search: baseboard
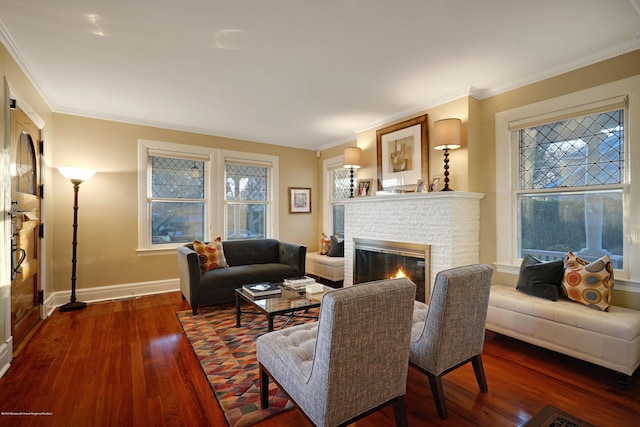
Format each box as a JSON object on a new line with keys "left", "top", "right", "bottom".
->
{"left": 0, "top": 338, "right": 13, "bottom": 379}
{"left": 44, "top": 278, "right": 180, "bottom": 318}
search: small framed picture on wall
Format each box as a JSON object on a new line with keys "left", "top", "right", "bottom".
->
{"left": 289, "top": 187, "right": 311, "bottom": 213}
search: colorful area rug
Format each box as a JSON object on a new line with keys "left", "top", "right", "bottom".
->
{"left": 524, "top": 404, "right": 595, "bottom": 427}
{"left": 176, "top": 304, "right": 318, "bottom": 427}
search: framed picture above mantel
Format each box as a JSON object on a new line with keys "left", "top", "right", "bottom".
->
{"left": 376, "top": 114, "right": 428, "bottom": 191}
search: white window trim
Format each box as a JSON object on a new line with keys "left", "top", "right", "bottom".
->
{"left": 495, "top": 76, "right": 640, "bottom": 293}
{"left": 137, "top": 139, "right": 217, "bottom": 255}
{"left": 216, "top": 149, "right": 279, "bottom": 240}
{"left": 322, "top": 155, "right": 344, "bottom": 234}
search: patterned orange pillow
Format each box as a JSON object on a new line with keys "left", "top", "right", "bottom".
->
{"left": 562, "top": 251, "right": 614, "bottom": 311}
{"left": 193, "top": 237, "right": 228, "bottom": 272}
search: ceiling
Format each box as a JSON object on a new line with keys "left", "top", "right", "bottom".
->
{"left": 1, "top": 1, "right": 639, "bottom": 151}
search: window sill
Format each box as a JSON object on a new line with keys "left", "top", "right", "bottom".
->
{"left": 136, "top": 247, "right": 180, "bottom": 256}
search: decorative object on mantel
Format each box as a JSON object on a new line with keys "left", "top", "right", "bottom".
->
{"left": 343, "top": 146, "right": 361, "bottom": 198}
{"left": 357, "top": 179, "right": 372, "bottom": 196}
{"left": 288, "top": 187, "right": 311, "bottom": 213}
{"left": 429, "top": 175, "right": 444, "bottom": 192}
{"left": 433, "top": 118, "right": 462, "bottom": 191}
{"left": 57, "top": 167, "right": 96, "bottom": 312}
{"left": 375, "top": 190, "right": 406, "bottom": 196}
{"left": 376, "top": 114, "right": 428, "bottom": 191}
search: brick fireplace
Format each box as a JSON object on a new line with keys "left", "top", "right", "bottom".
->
{"left": 354, "top": 238, "right": 430, "bottom": 302}
{"left": 344, "top": 192, "right": 484, "bottom": 301}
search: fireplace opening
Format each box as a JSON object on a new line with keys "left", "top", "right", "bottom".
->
{"left": 353, "top": 238, "right": 430, "bottom": 302}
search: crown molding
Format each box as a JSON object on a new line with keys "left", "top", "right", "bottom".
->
{"left": 2, "top": 16, "right": 639, "bottom": 151}
{"left": 478, "top": 38, "right": 640, "bottom": 99}
{"left": 0, "top": 18, "right": 55, "bottom": 111}
{"left": 352, "top": 86, "right": 475, "bottom": 136}
{"left": 348, "top": 39, "right": 640, "bottom": 141}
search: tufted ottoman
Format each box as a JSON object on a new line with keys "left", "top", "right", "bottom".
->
{"left": 486, "top": 285, "right": 640, "bottom": 386}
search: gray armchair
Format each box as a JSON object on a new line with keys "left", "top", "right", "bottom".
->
{"left": 409, "top": 264, "right": 493, "bottom": 419}
{"left": 256, "top": 278, "right": 416, "bottom": 427}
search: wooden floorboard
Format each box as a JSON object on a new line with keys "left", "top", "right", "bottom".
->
{"left": 0, "top": 291, "right": 638, "bottom": 426}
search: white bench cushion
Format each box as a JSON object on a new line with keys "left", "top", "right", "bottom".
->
{"left": 489, "top": 285, "right": 640, "bottom": 341}
{"left": 487, "top": 285, "right": 640, "bottom": 376}
{"left": 306, "top": 252, "right": 344, "bottom": 281}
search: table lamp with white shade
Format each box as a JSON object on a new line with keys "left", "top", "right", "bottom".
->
{"left": 433, "top": 118, "right": 462, "bottom": 191}
{"left": 343, "top": 147, "right": 362, "bottom": 198}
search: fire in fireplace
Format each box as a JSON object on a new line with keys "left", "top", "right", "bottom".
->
{"left": 353, "top": 238, "right": 430, "bottom": 302}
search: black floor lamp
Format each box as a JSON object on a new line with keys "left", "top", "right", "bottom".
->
{"left": 58, "top": 167, "right": 95, "bottom": 312}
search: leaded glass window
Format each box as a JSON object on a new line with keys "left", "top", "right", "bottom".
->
{"left": 519, "top": 110, "right": 623, "bottom": 189}
{"left": 332, "top": 167, "right": 351, "bottom": 201}
{"left": 225, "top": 163, "right": 267, "bottom": 201}
{"left": 152, "top": 156, "right": 204, "bottom": 198}
{"left": 516, "top": 109, "right": 624, "bottom": 269}
{"left": 149, "top": 156, "right": 205, "bottom": 245}
{"left": 329, "top": 166, "right": 353, "bottom": 238}
{"left": 15, "top": 132, "right": 37, "bottom": 195}
{"left": 225, "top": 162, "right": 269, "bottom": 239}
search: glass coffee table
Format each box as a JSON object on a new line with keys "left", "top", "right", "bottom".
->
{"left": 235, "top": 283, "right": 333, "bottom": 332}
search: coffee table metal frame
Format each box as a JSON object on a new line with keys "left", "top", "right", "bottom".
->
{"left": 234, "top": 283, "right": 332, "bottom": 332}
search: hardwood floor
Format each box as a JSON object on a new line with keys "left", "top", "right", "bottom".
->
{"left": 0, "top": 291, "right": 638, "bottom": 426}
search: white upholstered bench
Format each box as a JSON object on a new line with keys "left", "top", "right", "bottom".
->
{"left": 305, "top": 252, "right": 344, "bottom": 282}
{"left": 486, "top": 285, "right": 640, "bottom": 386}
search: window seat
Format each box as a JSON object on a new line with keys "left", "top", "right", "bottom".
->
{"left": 486, "top": 285, "right": 640, "bottom": 386}
{"left": 305, "top": 252, "right": 344, "bottom": 282}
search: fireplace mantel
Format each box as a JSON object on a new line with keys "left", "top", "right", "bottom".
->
{"left": 344, "top": 192, "right": 484, "bottom": 298}
{"left": 345, "top": 191, "right": 485, "bottom": 204}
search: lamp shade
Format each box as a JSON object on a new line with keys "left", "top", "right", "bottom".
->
{"left": 343, "top": 147, "right": 362, "bottom": 169}
{"left": 433, "top": 118, "right": 462, "bottom": 150}
{"left": 58, "top": 167, "right": 96, "bottom": 182}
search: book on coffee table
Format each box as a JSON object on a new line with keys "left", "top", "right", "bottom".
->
{"left": 284, "top": 276, "right": 316, "bottom": 289}
{"left": 242, "top": 282, "right": 282, "bottom": 297}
